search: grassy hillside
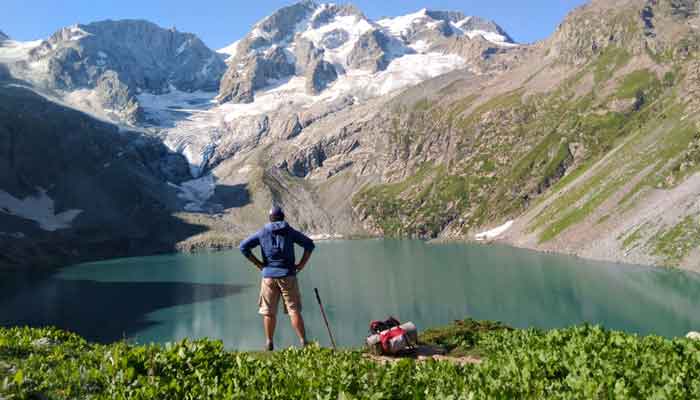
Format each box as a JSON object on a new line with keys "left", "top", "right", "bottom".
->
{"left": 352, "top": 0, "right": 700, "bottom": 268}
{"left": 2, "top": 321, "right": 700, "bottom": 399}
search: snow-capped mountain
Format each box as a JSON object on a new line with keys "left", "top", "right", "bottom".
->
{"left": 128, "top": 1, "right": 523, "bottom": 181}
{"left": 0, "top": 1, "right": 523, "bottom": 224}
{"left": 217, "top": 1, "right": 516, "bottom": 104}
{"left": 377, "top": 10, "right": 514, "bottom": 46}
{"left": 0, "top": 31, "right": 9, "bottom": 42}
{"left": 0, "top": 20, "right": 225, "bottom": 122}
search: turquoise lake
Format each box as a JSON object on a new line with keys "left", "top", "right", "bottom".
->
{"left": 2, "top": 240, "right": 700, "bottom": 350}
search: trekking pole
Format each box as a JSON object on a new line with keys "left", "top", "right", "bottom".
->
{"left": 314, "top": 288, "right": 337, "bottom": 350}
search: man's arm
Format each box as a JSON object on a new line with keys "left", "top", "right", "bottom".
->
{"left": 291, "top": 229, "right": 315, "bottom": 272}
{"left": 296, "top": 250, "right": 312, "bottom": 272}
{"left": 239, "top": 234, "right": 264, "bottom": 271}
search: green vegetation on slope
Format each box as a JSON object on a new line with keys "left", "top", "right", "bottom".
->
{"left": 2, "top": 322, "right": 700, "bottom": 399}
{"left": 652, "top": 215, "right": 700, "bottom": 265}
{"left": 349, "top": 2, "right": 700, "bottom": 265}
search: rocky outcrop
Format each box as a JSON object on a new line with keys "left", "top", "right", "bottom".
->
{"left": 216, "top": 0, "right": 316, "bottom": 103}
{"left": 294, "top": 38, "right": 324, "bottom": 74}
{"left": 240, "top": 0, "right": 317, "bottom": 50}
{"left": 217, "top": 46, "right": 295, "bottom": 103}
{"left": 310, "top": 4, "right": 364, "bottom": 28}
{"left": 294, "top": 38, "right": 338, "bottom": 94}
{"left": 544, "top": 0, "right": 646, "bottom": 65}
{"left": 0, "top": 31, "right": 8, "bottom": 42}
{"left": 306, "top": 59, "right": 337, "bottom": 94}
{"left": 347, "top": 30, "right": 392, "bottom": 72}
{"left": 452, "top": 15, "right": 515, "bottom": 42}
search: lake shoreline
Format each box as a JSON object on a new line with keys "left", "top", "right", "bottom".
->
{"left": 4, "top": 232, "right": 696, "bottom": 279}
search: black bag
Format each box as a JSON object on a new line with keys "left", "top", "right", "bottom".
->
{"left": 369, "top": 316, "right": 401, "bottom": 334}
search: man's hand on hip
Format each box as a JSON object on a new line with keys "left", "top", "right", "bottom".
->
{"left": 246, "top": 255, "right": 264, "bottom": 271}
{"left": 295, "top": 249, "right": 313, "bottom": 273}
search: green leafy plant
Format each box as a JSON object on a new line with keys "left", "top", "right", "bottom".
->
{"left": 2, "top": 322, "right": 699, "bottom": 399}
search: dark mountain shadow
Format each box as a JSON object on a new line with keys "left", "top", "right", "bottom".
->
{"left": 0, "top": 83, "right": 211, "bottom": 270}
{"left": 210, "top": 183, "right": 251, "bottom": 211}
{"left": 0, "top": 278, "right": 251, "bottom": 343}
{"left": 140, "top": 94, "right": 216, "bottom": 129}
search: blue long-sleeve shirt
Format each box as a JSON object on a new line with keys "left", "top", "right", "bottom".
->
{"left": 239, "top": 221, "right": 316, "bottom": 278}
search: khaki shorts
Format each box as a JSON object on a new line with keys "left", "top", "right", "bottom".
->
{"left": 258, "top": 276, "right": 302, "bottom": 317}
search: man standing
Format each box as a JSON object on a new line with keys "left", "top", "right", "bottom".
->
{"left": 239, "top": 206, "right": 315, "bottom": 351}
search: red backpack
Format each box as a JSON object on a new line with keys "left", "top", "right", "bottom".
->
{"left": 368, "top": 317, "right": 415, "bottom": 355}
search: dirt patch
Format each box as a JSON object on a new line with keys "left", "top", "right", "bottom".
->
{"left": 364, "top": 345, "right": 483, "bottom": 366}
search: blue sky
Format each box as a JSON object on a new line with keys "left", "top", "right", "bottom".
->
{"left": 2, "top": 0, "right": 587, "bottom": 49}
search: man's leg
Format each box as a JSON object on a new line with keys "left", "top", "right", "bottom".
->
{"left": 289, "top": 312, "right": 307, "bottom": 346}
{"left": 263, "top": 315, "right": 277, "bottom": 350}
{"left": 258, "top": 278, "right": 280, "bottom": 351}
{"left": 280, "top": 276, "right": 307, "bottom": 346}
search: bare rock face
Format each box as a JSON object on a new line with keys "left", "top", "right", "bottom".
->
{"left": 294, "top": 38, "right": 324, "bottom": 75}
{"left": 0, "top": 30, "right": 8, "bottom": 42}
{"left": 217, "top": 1, "right": 357, "bottom": 102}
{"left": 306, "top": 59, "right": 337, "bottom": 94}
{"left": 347, "top": 29, "right": 392, "bottom": 72}
{"left": 310, "top": 4, "right": 364, "bottom": 28}
{"left": 450, "top": 15, "right": 515, "bottom": 42}
{"left": 216, "top": 2, "right": 318, "bottom": 104}
{"left": 243, "top": 0, "right": 317, "bottom": 49}
{"left": 217, "top": 46, "right": 295, "bottom": 104}
{"left": 294, "top": 38, "right": 338, "bottom": 94}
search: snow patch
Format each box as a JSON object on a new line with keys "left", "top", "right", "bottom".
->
{"left": 409, "top": 40, "right": 430, "bottom": 53}
{"left": 136, "top": 89, "right": 220, "bottom": 175}
{"left": 171, "top": 174, "right": 217, "bottom": 212}
{"left": 67, "top": 25, "right": 90, "bottom": 41}
{"left": 176, "top": 40, "right": 189, "bottom": 56}
{"left": 309, "top": 233, "right": 344, "bottom": 241}
{"left": 301, "top": 14, "right": 374, "bottom": 68}
{"left": 377, "top": 9, "right": 429, "bottom": 37}
{"left": 218, "top": 40, "right": 240, "bottom": 61}
{"left": 463, "top": 30, "right": 515, "bottom": 46}
{"left": 218, "top": 50, "right": 464, "bottom": 122}
{"left": 0, "top": 187, "right": 83, "bottom": 231}
{"left": 475, "top": 221, "right": 514, "bottom": 241}
{"left": 0, "top": 39, "right": 43, "bottom": 63}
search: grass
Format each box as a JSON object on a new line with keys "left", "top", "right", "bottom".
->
{"left": 3, "top": 322, "right": 700, "bottom": 399}
{"left": 621, "top": 225, "right": 646, "bottom": 250}
{"left": 614, "top": 69, "right": 660, "bottom": 99}
{"left": 651, "top": 215, "right": 700, "bottom": 266}
{"left": 593, "top": 47, "right": 632, "bottom": 84}
{"left": 419, "top": 318, "right": 512, "bottom": 357}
